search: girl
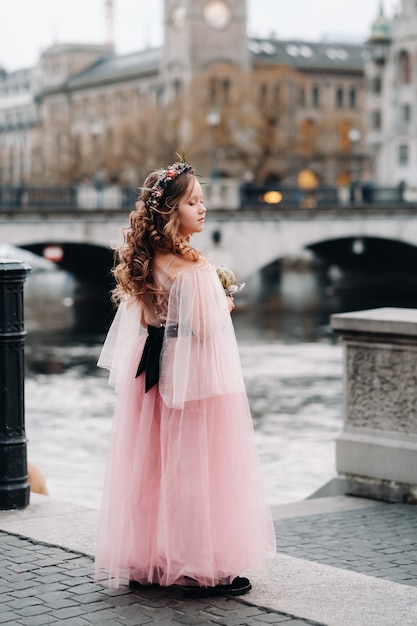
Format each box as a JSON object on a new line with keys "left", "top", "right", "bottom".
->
{"left": 95, "top": 160, "right": 275, "bottom": 598}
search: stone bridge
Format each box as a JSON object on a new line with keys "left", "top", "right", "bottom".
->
{"left": 2, "top": 205, "right": 417, "bottom": 280}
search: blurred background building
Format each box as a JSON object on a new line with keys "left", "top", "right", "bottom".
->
{"left": 0, "top": 0, "right": 410, "bottom": 191}
{"left": 366, "top": 0, "right": 417, "bottom": 192}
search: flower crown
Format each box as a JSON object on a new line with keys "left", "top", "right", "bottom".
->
{"left": 141, "top": 160, "right": 193, "bottom": 213}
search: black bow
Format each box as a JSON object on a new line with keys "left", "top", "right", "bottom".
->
{"left": 135, "top": 325, "right": 165, "bottom": 392}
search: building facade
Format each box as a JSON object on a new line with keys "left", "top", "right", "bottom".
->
{"left": 0, "top": 67, "right": 37, "bottom": 184}
{"left": 0, "top": 0, "right": 369, "bottom": 187}
{"left": 367, "top": 0, "right": 417, "bottom": 191}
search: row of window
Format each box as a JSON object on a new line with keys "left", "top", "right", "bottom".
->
{"left": 0, "top": 108, "right": 37, "bottom": 130}
{"left": 47, "top": 79, "right": 359, "bottom": 122}
{"left": 256, "top": 82, "right": 357, "bottom": 110}
{"left": 49, "top": 85, "right": 160, "bottom": 123}
{"left": 371, "top": 103, "right": 413, "bottom": 130}
{"left": 0, "top": 83, "right": 31, "bottom": 97}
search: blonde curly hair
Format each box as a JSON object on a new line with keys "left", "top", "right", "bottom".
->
{"left": 112, "top": 167, "right": 199, "bottom": 304}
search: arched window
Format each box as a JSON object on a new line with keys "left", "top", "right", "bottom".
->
{"left": 339, "top": 121, "right": 351, "bottom": 150}
{"left": 300, "top": 118, "right": 316, "bottom": 154}
{"left": 336, "top": 87, "right": 344, "bottom": 108}
{"left": 398, "top": 50, "right": 411, "bottom": 84}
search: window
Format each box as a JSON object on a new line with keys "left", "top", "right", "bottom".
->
{"left": 300, "top": 119, "right": 316, "bottom": 154}
{"left": 298, "top": 86, "right": 306, "bottom": 107}
{"left": 259, "top": 83, "right": 268, "bottom": 107}
{"left": 336, "top": 87, "right": 343, "bottom": 108}
{"left": 402, "top": 104, "right": 411, "bottom": 124}
{"left": 398, "top": 50, "right": 411, "bottom": 84}
{"left": 209, "top": 77, "right": 231, "bottom": 105}
{"left": 372, "top": 77, "right": 382, "bottom": 94}
{"left": 222, "top": 78, "right": 231, "bottom": 104}
{"left": 173, "top": 79, "right": 182, "bottom": 99}
{"left": 210, "top": 77, "right": 217, "bottom": 103}
{"left": 371, "top": 110, "right": 382, "bottom": 130}
{"left": 349, "top": 88, "right": 357, "bottom": 109}
{"left": 156, "top": 85, "right": 164, "bottom": 106}
{"left": 312, "top": 86, "right": 320, "bottom": 108}
{"left": 398, "top": 144, "right": 409, "bottom": 165}
{"left": 73, "top": 102, "right": 81, "bottom": 123}
{"left": 339, "top": 121, "right": 350, "bottom": 150}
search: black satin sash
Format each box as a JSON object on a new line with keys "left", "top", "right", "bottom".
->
{"left": 135, "top": 325, "right": 165, "bottom": 392}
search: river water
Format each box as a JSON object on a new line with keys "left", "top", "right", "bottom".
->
{"left": 23, "top": 265, "right": 346, "bottom": 510}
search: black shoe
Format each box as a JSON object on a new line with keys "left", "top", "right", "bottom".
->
{"left": 182, "top": 576, "right": 251, "bottom": 599}
{"left": 128, "top": 579, "right": 159, "bottom": 590}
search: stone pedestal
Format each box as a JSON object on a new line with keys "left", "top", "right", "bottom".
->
{"left": 331, "top": 307, "right": 417, "bottom": 503}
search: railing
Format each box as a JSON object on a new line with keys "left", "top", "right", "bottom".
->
{"left": 0, "top": 185, "right": 135, "bottom": 211}
{"left": 239, "top": 183, "right": 409, "bottom": 209}
{"left": 0, "top": 182, "right": 412, "bottom": 212}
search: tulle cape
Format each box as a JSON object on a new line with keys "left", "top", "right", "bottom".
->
{"left": 95, "top": 260, "right": 276, "bottom": 588}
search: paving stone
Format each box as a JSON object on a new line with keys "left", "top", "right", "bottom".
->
{"left": 49, "top": 606, "right": 87, "bottom": 620}
{"left": 16, "top": 614, "right": 56, "bottom": 626}
{"left": 81, "top": 608, "right": 131, "bottom": 623}
{"left": 0, "top": 612, "right": 22, "bottom": 624}
{"left": 70, "top": 592, "right": 107, "bottom": 606}
{"left": 15, "top": 604, "right": 52, "bottom": 617}
{"left": 4, "top": 596, "right": 43, "bottom": 610}
{"left": 70, "top": 583, "right": 106, "bottom": 595}
{"left": 112, "top": 615, "right": 154, "bottom": 626}
{"left": 49, "top": 618, "right": 91, "bottom": 626}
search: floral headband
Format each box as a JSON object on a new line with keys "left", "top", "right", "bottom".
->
{"left": 141, "top": 161, "right": 193, "bottom": 213}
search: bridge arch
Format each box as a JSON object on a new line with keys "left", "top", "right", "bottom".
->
{"left": 197, "top": 214, "right": 417, "bottom": 279}
{"left": 21, "top": 241, "right": 114, "bottom": 283}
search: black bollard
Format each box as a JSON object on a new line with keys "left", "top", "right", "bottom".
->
{"left": 0, "top": 260, "right": 31, "bottom": 509}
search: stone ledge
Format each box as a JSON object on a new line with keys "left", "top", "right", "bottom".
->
{"left": 336, "top": 430, "right": 417, "bottom": 490}
{"left": 331, "top": 307, "right": 417, "bottom": 337}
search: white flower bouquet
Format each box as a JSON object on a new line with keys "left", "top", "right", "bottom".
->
{"left": 216, "top": 266, "right": 245, "bottom": 297}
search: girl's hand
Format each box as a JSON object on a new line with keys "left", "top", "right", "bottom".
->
{"left": 227, "top": 295, "right": 235, "bottom": 313}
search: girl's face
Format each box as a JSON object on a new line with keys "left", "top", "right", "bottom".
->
{"left": 177, "top": 178, "right": 206, "bottom": 238}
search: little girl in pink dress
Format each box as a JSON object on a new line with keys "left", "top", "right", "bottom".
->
{"left": 95, "top": 160, "right": 276, "bottom": 598}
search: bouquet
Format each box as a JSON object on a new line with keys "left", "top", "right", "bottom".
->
{"left": 216, "top": 266, "right": 245, "bottom": 297}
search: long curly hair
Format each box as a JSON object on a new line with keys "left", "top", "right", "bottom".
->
{"left": 112, "top": 168, "right": 199, "bottom": 304}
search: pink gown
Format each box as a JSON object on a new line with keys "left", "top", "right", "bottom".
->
{"left": 94, "top": 257, "right": 276, "bottom": 588}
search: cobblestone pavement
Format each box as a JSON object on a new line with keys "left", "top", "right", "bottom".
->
{"left": 275, "top": 502, "right": 417, "bottom": 587}
{"left": 0, "top": 532, "right": 321, "bottom": 626}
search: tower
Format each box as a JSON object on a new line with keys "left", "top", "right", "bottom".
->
{"left": 162, "top": 0, "right": 249, "bottom": 91}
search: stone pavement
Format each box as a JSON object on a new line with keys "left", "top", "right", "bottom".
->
{"left": 275, "top": 502, "right": 417, "bottom": 587}
{"left": 1, "top": 494, "right": 417, "bottom": 626}
{"left": 0, "top": 532, "right": 317, "bottom": 626}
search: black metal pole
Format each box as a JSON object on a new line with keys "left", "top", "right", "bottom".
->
{"left": 0, "top": 260, "right": 30, "bottom": 509}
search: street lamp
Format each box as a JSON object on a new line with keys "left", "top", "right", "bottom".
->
{"left": 206, "top": 109, "right": 220, "bottom": 179}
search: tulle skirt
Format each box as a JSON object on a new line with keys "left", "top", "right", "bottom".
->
{"left": 95, "top": 334, "right": 276, "bottom": 588}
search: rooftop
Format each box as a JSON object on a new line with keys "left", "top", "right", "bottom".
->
{"left": 67, "top": 47, "right": 162, "bottom": 88}
{"left": 250, "top": 38, "right": 367, "bottom": 71}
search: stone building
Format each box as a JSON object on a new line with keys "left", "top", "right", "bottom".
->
{"left": 366, "top": 0, "right": 417, "bottom": 191}
{"left": 0, "top": 67, "right": 37, "bottom": 184}
{"left": 0, "top": 0, "right": 368, "bottom": 187}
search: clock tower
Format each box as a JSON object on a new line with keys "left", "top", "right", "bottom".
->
{"left": 162, "top": 0, "right": 249, "bottom": 93}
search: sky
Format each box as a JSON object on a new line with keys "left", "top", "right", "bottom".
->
{"left": 1, "top": 0, "right": 396, "bottom": 72}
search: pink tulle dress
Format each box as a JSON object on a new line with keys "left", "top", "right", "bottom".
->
{"left": 94, "top": 257, "right": 276, "bottom": 588}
